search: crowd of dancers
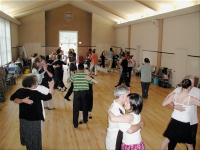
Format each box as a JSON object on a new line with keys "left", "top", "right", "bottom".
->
{"left": 9, "top": 47, "right": 200, "bottom": 150}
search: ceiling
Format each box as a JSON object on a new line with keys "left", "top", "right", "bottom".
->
{"left": 0, "top": 0, "right": 199, "bottom": 24}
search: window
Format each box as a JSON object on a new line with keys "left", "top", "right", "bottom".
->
{"left": 65, "top": 13, "right": 72, "bottom": 20}
{"left": 59, "top": 31, "right": 78, "bottom": 59}
{"left": 0, "top": 17, "right": 11, "bottom": 66}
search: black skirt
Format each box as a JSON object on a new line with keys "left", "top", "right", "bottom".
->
{"left": 163, "top": 118, "right": 192, "bottom": 144}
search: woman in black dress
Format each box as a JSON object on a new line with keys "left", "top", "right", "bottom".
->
{"left": 52, "top": 54, "right": 66, "bottom": 92}
{"left": 40, "top": 60, "right": 55, "bottom": 110}
{"left": 10, "top": 75, "right": 54, "bottom": 150}
{"left": 100, "top": 50, "right": 106, "bottom": 68}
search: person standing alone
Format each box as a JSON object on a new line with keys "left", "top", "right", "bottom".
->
{"left": 137, "top": 58, "right": 154, "bottom": 99}
{"left": 107, "top": 48, "right": 114, "bottom": 73}
{"left": 90, "top": 50, "right": 98, "bottom": 76}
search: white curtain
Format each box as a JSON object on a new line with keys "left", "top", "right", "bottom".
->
{"left": 0, "top": 17, "right": 11, "bottom": 66}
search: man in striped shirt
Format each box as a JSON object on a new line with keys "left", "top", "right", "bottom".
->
{"left": 68, "top": 63, "right": 94, "bottom": 128}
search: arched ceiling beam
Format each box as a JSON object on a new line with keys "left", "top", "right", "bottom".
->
{"left": 10, "top": 0, "right": 59, "bottom": 16}
{"left": 135, "top": 0, "right": 158, "bottom": 11}
{"left": 84, "top": 0, "right": 129, "bottom": 20}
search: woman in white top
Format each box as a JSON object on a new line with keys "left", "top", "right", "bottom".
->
{"left": 127, "top": 55, "right": 135, "bottom": 83}
{"left": 108, "top": 93, "right": 145, "bottom": 150}
{"left": 160, "top": 79, "right": 200, "bottom": 150}
{"left": 32, "top": 58, "right": 44, "bottom": 84}
{"left": 31, "top": 53, "right": 38, "bottom": 69}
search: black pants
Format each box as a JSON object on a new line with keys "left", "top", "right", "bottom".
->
{"left": 87, "top": 84, "right": 93, "bottom": 112}
{"left": 100, "top": 58, "right": 105, "bottom": 68}
{"left": 117, "top": 72, "right": 130, "bottom": 87}
{"left": 54, "top": 70, "right": 65, "bottom": 88}
{"left": 64, "top": 83, "right": 73, "bottom": 99}
{"left": 73, "top": 90, "right": 88, "bottom": 128}
{"left": 141, "top": 82, "right": 150, "bottom": 98}
{"left": 168, "top": 123, "right": 198, "bottom": 150}
{"left": 79, "top": 85, "right": 93, "bottom": 112}
{"left": 86, "top": 60, "right": 91, "bottom": 68}
{"left": 127, "top": 67, "right": 133, "bottom": 83}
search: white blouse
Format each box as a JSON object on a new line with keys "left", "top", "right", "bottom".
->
{"left": 122, "top": 112, "right": 142, "bottom": 145}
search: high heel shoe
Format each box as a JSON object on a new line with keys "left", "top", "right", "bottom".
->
{"left": 79, "top": 120, "right": 83, "bottom": 124}
{"left": 61, "top": 87, "right": 67, "bottom": 92}
{"left": 47, "top": 108, "right": 55, "bottom": 110}
{"left": 89, "top": 115, "right": 92, "bottom": 119}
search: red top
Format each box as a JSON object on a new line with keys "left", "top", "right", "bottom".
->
{"left": 90, "top": 53, "right": 98, "bottom": 65}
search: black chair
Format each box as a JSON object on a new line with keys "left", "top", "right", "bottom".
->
{"left": 157, "top": 67, "right": 171, "bottom": 88}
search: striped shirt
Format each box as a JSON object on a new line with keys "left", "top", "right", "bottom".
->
{"left": 68, "top": 71, "right": 93, "bottom": 91}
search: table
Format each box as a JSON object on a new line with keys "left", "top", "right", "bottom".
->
{"left": 6, "top": 65, "right": 20, "bottom": 75}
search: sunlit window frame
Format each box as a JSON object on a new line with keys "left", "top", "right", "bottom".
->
{"left": 0, "top": 17, "right": 12, "bottom": 66}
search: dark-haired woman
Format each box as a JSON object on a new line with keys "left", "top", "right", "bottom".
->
{"left": 52, "top": 54, "right": 66, "bottom": 91}
{"left": 160, "top": 79, "right": 200, "bottom": 150}
{"left": 108, "top": 93, "right": 145, "bottom": 150}
{"left": 41, "top": 61, "right": 55, "bottom": 110}
{"left": 100, "top": 50, "right": 106, "bottom": 68}
{"left": 10, "top": 75, "right": 54, "bottom": 150}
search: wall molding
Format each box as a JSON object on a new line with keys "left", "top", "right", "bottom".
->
{"left": 188, "top": 55, "right": 200, "bottom": 58}
{"left": 143, "top": 50, "right": 174, "bottom": 55}
{"left": 125, "top": 48, "right": 136, "bottom": 50}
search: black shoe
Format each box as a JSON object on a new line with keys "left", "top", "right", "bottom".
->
{"left": 61, "top": 87, "right": 67, "bottom": 92}
{"left": 115, "top": 85, "right": 119, "bottom": 87}
{"left": 89, "top": 115, "right": 92, "bottom": 119}
{"left": 84, "top": 120, "right": 88, "bottom": 123}
{"left": 79, "top": 120, "right": 83, "bottom": 124}
{"left": 65, "top": 97, "right": 70, "bottom": 101}
{"left": 48, "top": 108, "right": 55, "bottom": 110}
{"left": 74, "top": 125, "right": 78, "bottom": 128}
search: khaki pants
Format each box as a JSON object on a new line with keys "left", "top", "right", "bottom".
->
{"left": 107, "top": 58, "right": 113, "bottom": 71}
{"left": 43, "top": 99, "right": 55, "bottom": 109}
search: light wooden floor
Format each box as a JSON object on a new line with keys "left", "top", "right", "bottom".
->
{"left": 0, "top": 66, "right": 199, "bottom": 150}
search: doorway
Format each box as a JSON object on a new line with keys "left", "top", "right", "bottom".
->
{"left": 59, "top": 31, "right": 78, "bottom": 59}
{"left": 173, "top": 48, "right": 188, "bottom": 87}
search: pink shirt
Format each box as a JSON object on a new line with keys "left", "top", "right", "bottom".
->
{"left": 90, "top": 53, "right": 98, "bottom": 65}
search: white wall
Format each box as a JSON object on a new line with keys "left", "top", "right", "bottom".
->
{"left": 130, "top": 21, "right": 159, "bottom": 66}
{"left": 91, "top": 13, "right": 115, "bottom": 56}
{"left": 162, "top": 12, "right": 200, "bottom": 86}
{"left": 162, "top": 12, "right": 200, "bottom": 55}
{"left": 114, "top": 26, "right": 129, "bottom": 54}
